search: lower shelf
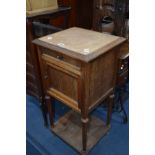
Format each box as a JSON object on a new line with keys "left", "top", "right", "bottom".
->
{"left": 51, "top": 110, "right": 110, "bottom": 154}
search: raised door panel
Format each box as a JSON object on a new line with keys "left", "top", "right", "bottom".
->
{"left": 41, "top": 53, "right": 81, "bottom": 112}
{"left": 48, "top": 66, "right": 78, "bottom": 101}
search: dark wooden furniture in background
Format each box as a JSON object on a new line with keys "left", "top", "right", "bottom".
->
{"left": 117, "top": 42, "right": 129, "bottom": 87}
{"left": 116, "top": 50, "right": 129, "bottom": 123}
{"left": 33, "top": 27, "right": 126, "bottom": 153}
{"left": 92, "top": 0, "right": 129, "bottom": 121}
{"left": 93, "top": 0, "right": 129, "bottom": 37}
{"left": 26, "top": 2, "right": 71, "bottom": 126}
{"left": 57, "top": 0, "right": 129, "bottom": 32}
{"left": 76, "top": 0, "right": 94, "bottom": 29}
{"left": 54, "top": 0, "right": 94, "bottom": 29}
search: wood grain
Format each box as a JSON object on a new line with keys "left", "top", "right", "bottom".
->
{"left": 42, "top": 53, "right": 81, "bottom": 77}
{"left": 40, "top": 47, "right": 82, "bottom": 68}
{"left": 47, "top": 67, "right": 78, "bottom": 101}
{"left": 47, "top": 88, "right": 80, "bottom": 112}
{"left": 89, "top": 49, "right": 116, "bottom": 106}
{"left": 33, "top": 27, "right": 126, "bottom": 152}
{"left": 52, "top": 111, "right": 110, "bottom": 153}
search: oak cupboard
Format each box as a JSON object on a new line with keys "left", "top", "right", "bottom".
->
{"left": 33, "top": 27, "right": 126, "bottom": 153}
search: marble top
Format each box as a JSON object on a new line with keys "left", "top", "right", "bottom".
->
{"left": 33, "top": 27, "right": 126, "bottom": 62}
{"left": 39, "top": 27, "right": 122, "bottom": 55}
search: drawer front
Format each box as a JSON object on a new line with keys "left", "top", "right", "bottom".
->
{"left": 40, "top": 47, "right": 82, "bottom": 69}
{"left": 42, "top": 53, "right": 81, "bottom": 77}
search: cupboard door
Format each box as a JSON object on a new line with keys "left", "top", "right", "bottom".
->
{"left": 41, "top": 54, "right": 82, "bottom": 111}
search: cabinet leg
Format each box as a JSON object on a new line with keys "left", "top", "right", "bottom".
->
{"left": 106, "top": 93, "right": 114, "bottom": 125}
{"left": 81, "top": 117, "right": 89, "bottom": 152}
{"left": 45, "top": 95, "right": 55, "bottom": 128}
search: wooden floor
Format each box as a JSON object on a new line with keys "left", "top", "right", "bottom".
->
{"left": 51, "top": 111, "right": 110, "bottom": 154}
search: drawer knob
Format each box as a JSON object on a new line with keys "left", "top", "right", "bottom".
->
{"left": 56, "top": 55, "right": 63, "bottom": 60}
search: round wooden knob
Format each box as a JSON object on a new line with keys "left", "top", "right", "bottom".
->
{"left": 56, "top": 55, "right": 63, "bottom": 60}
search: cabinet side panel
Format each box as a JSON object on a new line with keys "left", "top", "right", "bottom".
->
{"left": 89, "top": 49, "right": 116, "bottom": 107}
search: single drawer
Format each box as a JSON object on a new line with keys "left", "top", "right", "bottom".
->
{"left": 40, "top": 47, "right": 82, "bottom": 69}
{"left": 41, "top": 53, "right": 81, "bottom": 78}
